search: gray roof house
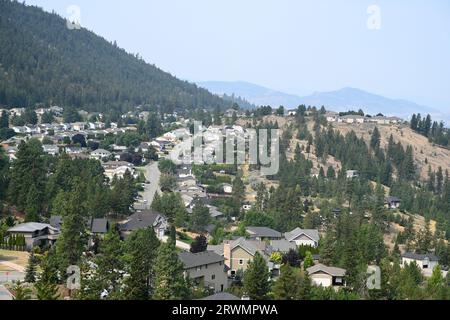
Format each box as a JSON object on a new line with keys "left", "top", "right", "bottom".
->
{"left": 8, "top": 223, "right": 60, "bottom": 250}
{"left": 307, "top": 264, "right": 346, "bottom": 288}
{"left": 118, "top": 210, "right": 168, "bottom": 240}
{"left": 246, "top": 227, "right": 282, "bottom": 241}
{"left": 269, "top": 239, "right": 297, "bottom": 254}
{"left": 50, "top": 216, "right": 109, "bottom": 235}
{"left": 401, "top": 252, "right": 439, "bottom": 274}
{"left": 179, "top": 251, "right": 229, "bottom": 293}
{"left": 284, "top": 228, "right": 320, "bottom": 248}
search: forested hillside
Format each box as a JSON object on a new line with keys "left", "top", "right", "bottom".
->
{"left": 0, "top": 0, "right": 230, "bottom": 113}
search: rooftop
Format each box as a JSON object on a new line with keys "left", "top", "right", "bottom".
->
{"left": 307, "top": 264, "right": 346, "bottom": 277}
{"left": 178, "top": 251, "right": 224, "bottom": 269}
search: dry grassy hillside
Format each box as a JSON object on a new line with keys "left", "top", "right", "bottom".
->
{"left": 331, "top": 122, "right": 450, "bottom": 179}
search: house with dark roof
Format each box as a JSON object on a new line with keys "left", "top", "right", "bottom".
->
{"left": 178, "top": 251, "right": 229, "bottom": 293}
{"left": 284, "top": 228, "right": 320, "bottom": 248}
{"left": 50, "top": 216, "right": 109, "bottom": 236}
{"left": 246, "top": 227, "right": 282, "bottom": 241}
{"left": 401, "top": 252, "right": 439, "bottom": 272}
{"left": 118, "top": 210, "right": 168, "bottom": 240}
{"left": 8, "top": 223, "right": 60, "bottom": 250}
{"left": 385, "top": 196, "right": 401, "bottom": 209}
{"left": 306, "top": 263, "right": 346, "bottom": 288}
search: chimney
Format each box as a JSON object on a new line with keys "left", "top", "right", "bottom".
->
{"left": 223, "top": 241, "right": 231, "bottom": 269}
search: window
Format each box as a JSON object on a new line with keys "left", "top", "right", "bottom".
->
{"left": 211, "top": 275, "right": 215, "bottom": 280}
{"left": 239, "top": 259, "right": 244, "bottom": 265}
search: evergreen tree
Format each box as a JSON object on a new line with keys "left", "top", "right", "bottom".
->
{"left": 190, "top": 200, "right": 210, "bottom": 232}
{"left": 303, "top": 251, "right": 314, "bottom": 270}
{"left": 243, "top": 252, "right": 270, "bottom": 300}
{"left": 272, "top": 264, "right": 299, "bottom": 300}
{"left": 55, "top": 181, "right": 88, "bottom": 272}
{"left": 93, "top": 226, "right": 124, "bottom": 299}
{"left": 24, "top": 252, "right": 37, "bottom": 283}
{"left": 153, "top": 242, "right": 189, "bottom": 300}
{"left": 123, "top": 227, "right": 160, "bottom": 300}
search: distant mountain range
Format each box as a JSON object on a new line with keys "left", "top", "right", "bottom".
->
{"left": 198, "top": 81, "right": 449, "bottom": 123}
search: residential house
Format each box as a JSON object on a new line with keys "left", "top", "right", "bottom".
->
{"left": 246, "top": 227, "right": 282, "bottom": 241}
{"left": 401, "top": 252, "right": 439, "bottom": 274}
{"left": 72, "top": 122, "right": 86, "bottom": 131}
{"left": 102, "top": 161, "right": 136, "bottom": 180}
{"left": 346, "top": 170, "right": 359, "bottom": 179}
{"left": 287, "top": 109, "right": 297, "bottom": 116}
{"left": 223, "top": 184, "right": 233, "bottom": 194}
{"left": 269, "top": 239, "right": 297, "bottom": 254}
{"left": 284, "top": 228, "right": 320, "bottom": 248}
{"left": 7, "top": 223, "right": 60, "bottom": 250}
{"left": 42, "top": 144, "right": 60, "bottom": 156}
{"left": 385, "top": 196, "right": 401, "bottom": 209}
{"left": 118, "top": 210, "right": 168, "bottom": 240}
{"left": 306, "top": 264, "right": 346, "bottom": 288}
{"left": 340, "top": 115, "right": 366, "bottom": 124}
{"left": 207, "top": 205, "right": 225, "bottom": 220}
{"left": 223, "top": 237, "right": 270, "bottom": 277}
{"left": 90, "top": 148, "right": 112, "bottom": 161}
{"left": 325, "top": 112, "right": 339, "bottom": 122}
{"left": 178, "top": 251, "right": 229, "bottom": 293}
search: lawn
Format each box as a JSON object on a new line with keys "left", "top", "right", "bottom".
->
{"left": 0, "top": 249, "right": 29, "bottom": 271}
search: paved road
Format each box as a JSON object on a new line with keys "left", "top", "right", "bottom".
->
{"left": 134, "top": 162, "right": 161, "bottom": 210}
{"left": 0, "top": 271, "right": 24, "bottom": 284}
{"left": 0, "top": 285, "right": 13, "bottom": 300}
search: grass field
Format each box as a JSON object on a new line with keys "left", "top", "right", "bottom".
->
{"left": 0, "top": 249, "right": 29, "bottom": 271}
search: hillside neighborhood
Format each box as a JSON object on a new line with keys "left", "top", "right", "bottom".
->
{"left": 1, "top": 102, "right": 449, "bottom": 301}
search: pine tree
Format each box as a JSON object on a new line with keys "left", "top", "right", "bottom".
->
{"left": 55, "top": 181, "right": 88, "bottom": 272}
{"left": 243, "top": 252, "right": 270, "bottom": 300}
{"left": 153, "top": 242, "right": 189, "bottom": 300}
{"left": 123, "top": 227, "right": 160, "bottom": 300}
{"left": 93, "top": 226, "right": 124, "bottom": 299}
{"left": 190, "top": 200, "right": 210, "bottom": 232}
{"left": 272, "top": 264, "right": 299, "bottom": 300}
{"left": 303, "top": 251, "right": 314, "bottom": 270}
{"left": 35, "top": 253, "right": 60, "bottom": 300}
{"left": 25, "top": 252, "right": 37, "bottom": 283}
{"left": 426, "top": 265, "right": 446, "bottom": 299}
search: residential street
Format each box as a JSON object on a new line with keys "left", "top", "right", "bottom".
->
{"left": 0, "top": 271, "right": 24, "bottom": 285}
{"left": 134, "top": 161, "right": 161, "bottom": 210}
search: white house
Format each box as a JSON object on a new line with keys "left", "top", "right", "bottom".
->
{"left": 223, "top": 184, "right": 233, "bottom": 194}
{"left": 401, "top": 252, "right": 439, "bottom": 273}
{"left": 90, "top": 149, "right": 112, "bottom": 160}
{"left": 306, "top": 264, "right": 346, "bottom": 288}
{"left": 284, "top": 228, "right": 320, "bottom": 248}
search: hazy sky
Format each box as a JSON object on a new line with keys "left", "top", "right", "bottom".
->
{"left": 27, "top": 0, "right": 450, "bottom": 111}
